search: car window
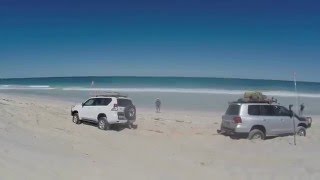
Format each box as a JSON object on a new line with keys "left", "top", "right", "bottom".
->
{"left": 248, "top": 105, "right": 260, "bottom": 115}
{"left": 225, "top": 104, "right": 240, "bottom": 115}
{"left": 83, "top": 99, "right": 95, "bottom": 106}
{"left": 95, "top": 98, "right": 112, "bottom": 106}
{"left": 260, "top": 105, "right": 275, "bottom": 116}
{"left": 117, "top": 99, "right": 133, "bottom": 107}
{"left": 274, "top": 106, "right": 291, "bottom": 116}
{"left": 94, "top": 98, "right": 103, "bottom": 106}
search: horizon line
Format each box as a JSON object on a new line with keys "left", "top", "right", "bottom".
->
{"left": 0, "top": 75, "right": 318, "bottom": 84}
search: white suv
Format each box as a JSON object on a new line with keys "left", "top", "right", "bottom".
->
{"left": 71, "top": 93, "right": 136, "bottom": 130}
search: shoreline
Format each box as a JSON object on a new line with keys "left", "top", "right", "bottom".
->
{"left": 1, "top": 90, "right": 320, "bottom": 115}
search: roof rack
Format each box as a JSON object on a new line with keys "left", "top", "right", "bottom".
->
{"left": 93, "top": 92, "right": 128, "bottom": 98}
{"left": 231, "top": 97, "right": 278, "bottom": 104}
{"left": 229, "top": 91, "right": 279, "bottom": 105}
{"left": 232, "top": 100, "right": 272, "bottom": 104}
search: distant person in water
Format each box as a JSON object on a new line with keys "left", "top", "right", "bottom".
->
{"left": 155, "top": 98, "right": 161, "bottom": 113}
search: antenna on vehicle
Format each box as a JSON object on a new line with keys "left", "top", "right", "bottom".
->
{"left": 90, "top": 80, "right": 96, "bottom": 96}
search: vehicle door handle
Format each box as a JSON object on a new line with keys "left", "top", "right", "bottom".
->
{"left": 263, "top": 119, "right": 267, "bottom": 122}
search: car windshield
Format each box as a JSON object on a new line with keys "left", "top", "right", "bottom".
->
{"left": 117, "top": 99, "right": 133, "bottom": 107}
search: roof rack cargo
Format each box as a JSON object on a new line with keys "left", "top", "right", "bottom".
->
{"left": 234, "top": 100, "right": 273, "bottom": 104}
{"left": 94, "top": 92, "right": 128, "bottom": 98}
{"left": 230, "top": 99, "right": 278, "bottom": 104}
{"left": 230, "top": 91, "right": 278, "bottom": 104}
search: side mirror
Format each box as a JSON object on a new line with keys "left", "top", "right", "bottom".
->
{"left": 82, "top": 103, "right": 84, "bottom": 107}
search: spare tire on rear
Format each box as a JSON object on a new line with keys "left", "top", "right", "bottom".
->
{"left": 124, "top": 105, "right": 136, "bottom": 120}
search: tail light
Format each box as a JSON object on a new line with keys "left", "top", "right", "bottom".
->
{"left": 233, "top": 116, "right": 242, "bottom": 124}
{"left": 111, "top": 104, "right": 118, "bottom": 111}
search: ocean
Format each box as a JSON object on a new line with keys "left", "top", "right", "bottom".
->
{"left": 1, "top": 76, "right": 320, "bottom": 114}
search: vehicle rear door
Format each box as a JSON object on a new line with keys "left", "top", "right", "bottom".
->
{"left": 222, "top": 104, "right": 241, "bottom": 130}
{"left": 117, "top": 98, "right": 133, "bottom": 120}
{"left": 247, "top": 105, "right": 273, "bottom": 135}
{"left": 259, "top": 105, "right": 281, "bottom": 135}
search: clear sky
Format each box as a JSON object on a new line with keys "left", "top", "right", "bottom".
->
{"left": 0, "top": 0, "right": 319, "bottom": 81}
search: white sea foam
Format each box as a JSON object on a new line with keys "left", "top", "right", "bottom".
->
{"left": 28, "top": 85, "right": 51, "bottom": 88}
{"left": 62, "top": 87, "right": 320, "bottom": 98}
{"left": 1, "top": 84, "right": 320, "bottom": 98}
{"left": 0, "top": 85, "right": 54, "bottom": 90}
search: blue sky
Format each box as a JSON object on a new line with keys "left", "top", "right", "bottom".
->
{"left": 0, "top": 0, "right": 319, "bottom": 81}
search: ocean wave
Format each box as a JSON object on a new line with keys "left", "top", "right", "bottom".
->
{"left": 62, "top": 87, "right": 320, "bottom": 98}
{"left": 0, "top": 85, "right": 54, "bottom": 90}
{"left": 62, "top": 87, "right": 243, "bottom": 94}
{"left": 28, "top": 85, "right": 51, "bottom": 88}
{"left": 2, "top": 84, "right": 320, "bottom": 98}
{"left": 263, "top": 91, "right": 320, "bottom": 98}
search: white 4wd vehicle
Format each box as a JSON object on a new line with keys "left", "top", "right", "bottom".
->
{"left": 218, "top": 102, "right": 310, "bottom": 140}
{"left": 71, "top": 93, "right": 136, "bottom": 130}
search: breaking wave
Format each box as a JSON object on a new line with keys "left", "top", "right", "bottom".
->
{"left": 61, "top": 87, "right": 320, "bottom": 98}
{"left": 1, "top": 84, "right": 320, "bottom": 98}
{"left": 0, "top": 85, "right": 54, "bottom": 90}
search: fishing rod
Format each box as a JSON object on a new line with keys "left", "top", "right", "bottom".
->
{"left": 293, "top": 72, "right": 299, "bottom": 146}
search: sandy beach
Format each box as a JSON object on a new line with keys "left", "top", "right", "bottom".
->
{"left": 0, "top": 93, "right": 319, "bottom": 180}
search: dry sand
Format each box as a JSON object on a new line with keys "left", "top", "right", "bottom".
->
{"left": 0, "top": 93, "right": 319, "bottom": 180}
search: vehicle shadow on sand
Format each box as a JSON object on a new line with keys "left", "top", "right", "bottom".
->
{"left": 80, "top": 121, "right": 138, "bottom": 132}
{"left": 227, "top": 134, "right": 291, "bottom": 141}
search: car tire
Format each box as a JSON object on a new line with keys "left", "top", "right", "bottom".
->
{"left": 98, "top": 117, "right": 110, "bottom": 130}
{"left": 296, "top": 126, "right": 306, "bottom": 136}
{"left": 72, "top": 113, "right": 81, "bottom": 124}
{"left": 248, "top": 129, "right": 265, "bottom": 140}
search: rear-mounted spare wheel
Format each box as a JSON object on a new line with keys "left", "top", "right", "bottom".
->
{"left": 124, "top": 105, "right": 136, "bottom": 120}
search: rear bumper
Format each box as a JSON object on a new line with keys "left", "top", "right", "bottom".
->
{"left": 217, "top": 127, "right": 248, "bottom": 137}
{"left": 217, "top": 127, "right": 235, "bottom": 135}
{"left": 108, "top": 115, "right": 135, "bottom": 125}
{"left": 109, "top": 120, "right": 130, "bottom": 124}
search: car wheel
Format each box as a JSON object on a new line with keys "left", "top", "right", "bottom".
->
{"left": 248, "top": 129, "right": 265, "bottom": 140}
{"left": 98, "top": 117, "right": 110, "bottom": 130}
{"left": 124, "top": 105, "right": 136, "bottom": 121}
{"left": 296, "top": 126, "right": 306, "bottom": 136}
{"left": 72, "top": 113, "right": 81, "bottom": 124}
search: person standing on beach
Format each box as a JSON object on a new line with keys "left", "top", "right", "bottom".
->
{"left": 155, "top": 98, "right": 161, "bottom": 113}
{"left": 299, "top": 103, "right": 305, "bottom": 116}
